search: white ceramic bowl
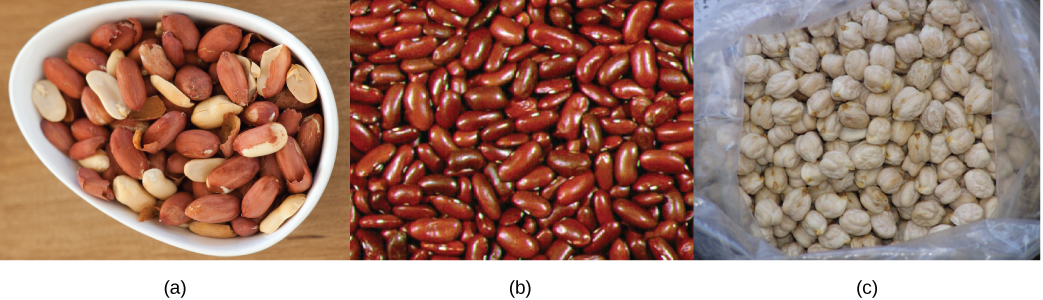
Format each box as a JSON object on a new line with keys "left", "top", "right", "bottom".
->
{"left": 8, "top": 261, "right": 325, "bottom": 297}
{"left": 8, "top": 1, "right": 338, "bottom": 256}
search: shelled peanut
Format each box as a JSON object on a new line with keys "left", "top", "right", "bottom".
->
{"left": 41, "top": 260, "right": 317, "bottom": 300}
{"left": 33, "top": 14, "right": 323, "bottom": 238}
{"left": 738, "top": 0, "right": 996, "bottom": 256}
{"left": 742, "top": 260, "right": 992, "bottom": 300}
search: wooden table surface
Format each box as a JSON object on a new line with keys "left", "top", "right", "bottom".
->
{"left": 0, "top": 261, "right": 352, "bottom": 297}
{"left": 0, "top": 0, "right": 351, "bottom": 259}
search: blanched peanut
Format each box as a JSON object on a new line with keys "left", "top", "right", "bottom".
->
{"left": 259, "top": 193, "right": 306, "bottom": 233}
{"left": 113, "top": 175, "right": 157, "bottom": 213}
{"left": 141, "top": 168, "right": 177, "bottom": 200}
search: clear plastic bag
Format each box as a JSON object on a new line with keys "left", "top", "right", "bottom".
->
{"left": 696, "top": 261, "right": 1038, "bottom": 297}
{"left": 690, "top": 0, "right": 1040, "bottom": 259}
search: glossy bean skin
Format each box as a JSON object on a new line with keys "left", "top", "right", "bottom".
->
{"left": 349, "top": 0, "right": 694, "bottom": 260}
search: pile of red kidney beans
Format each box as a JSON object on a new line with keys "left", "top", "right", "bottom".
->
{"left": 349, "top": 0, "right": 696, "bottom": 260}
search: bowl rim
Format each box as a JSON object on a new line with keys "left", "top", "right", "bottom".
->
{"left": 7, "top": 260, "right": 325, "bottom": 300}
{"left": 7, "top": 0, "right": 338, "bottom": 257}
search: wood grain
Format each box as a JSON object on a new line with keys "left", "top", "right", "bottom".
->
{"left": 0, "top": 0, "right": 351, "bottom": 259}
{"left": 0, "top": 261, "right": 352, "bottom": 297}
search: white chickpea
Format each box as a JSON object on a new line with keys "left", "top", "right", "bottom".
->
{"left": 884, "top": 142, "right": 905, "bottom": 166}
{"left": 980, "top": 196, "right": 998, "bottom": 219}
{"left": 916, "top": 166, "right": 939, "bottom": 195}
{"left": 844, "top": 49, "right": 869, "bottom": 81}
{"left": 950, "top": 202, "right": 984, "bottom": 226}
{"left": 806, "top": 90, "right": 834, "bottom": 118}
{"left": 963, "top": 169, "right": 995, "bottom": 199}
{"left": 909, "top": 0, "right": 928, "bottom": 16}
{"left": 764, "top": 166, "right": 788, "bottom": 194}
{"left": 943, "top": 100, "right": 968, "bottom": 130}
{"left": 785, "top": 29, "right": 810, "bottom": 49}
{"left": 971, "top": 114, "right": 987, "bottom": 139}
{"left": 811, "top": 37, "right": 836, "bottom": 57}
{"left": 952, "top": 13, "right": 981, "bottom": 37}
{"left": 744, "top": 84, "right": 765, "bottom": 104}
{"left": 788, "top": 164, "right": 808, "bottom": 188}
{"left": 740, "top": 132, "right": 770, "bottom": 160}
{"left": 792, "top": 224, "right": 816, "bottom": 248}
{"left": 907, "top": 130, "right": 931, "bottom": 163}
{"left": 821, "top": 53, "right": 847, "bottom": 79}
{"left": 859, "top": 186, "right": 888, "bottom": 214}
{"left": 755, "top": 184, "right": 781, "bottom": 204}
{"left": 837, "top": 103, "right": 870, "bottom": 129}
{"left": 745, "top": 35, "right": 762, "bottom": 56}
{"left": 759, "top": 33, "right": 787, "bottom": 58}
{"left": 825, "top": 139, "right": 851, "bottom": 153}
{"left": 794, "top": 112, "right": 819, "bottom": 135}
{"left": 941, "top": 60, "right": 970, "bottom": 92}
{"left": 808, "top": 18, "right": 836, "bottom": 38}
{"left": 889, "top": 124, "right": 915, "bottom": 150}
{"left": 782, "top": 187, "right": 813, "bottom": 221}
{"left": 877, "top": 167, "right": 905, "bottom": 194}
{"left": 895, "top": 33, "right": 923, "bottom": 64}
{"left": 919, "top": 26, "right": 947, "bottom": 58}
{"left": 933, "top": 179, "right": 962, "bottom": 205}
{"left": 808, "top": 184, "right": 837, "bottom": 201}
{"left": 927, "top": 224, "right": 953, "bottom": 235}
{"left": 861, "top": 10, "right": 889, "bottom": 43}
{"left": 773, "top": 143, "right": 801, "bottom": 169}
{"left": 963, "top": 82, "right": 992, "bottom": 114}
{"left": 879, "top": 0, "right": 911, "bottom": 21}
{"left": 819, "top": 151, "right": 855, "bottom": 180}
{"left": 857, "top": 118, "right": 888, "bottom": 146}
{"left": 930, "top": 133, "right": 951, "bottom": 164}
{"left": 861, "top": 65, "right": 892, "bottom": 93}
{"left": 927, "top": 0, "right": 961, "bottom": 25}
{"left": 927, "top": 80, "right": 951, "bottom": 102}
{"left": 739, "top": 172, "right": 765, "bottom": 195}
{"left": 807, "top": 243, "right": 830, "bottom": 253}
{"left": 922, "top": 9, "right": 943, "bottom": 28}
{"left": 765, "top": 58, "right": 783, "bottom": 77}
{"left": 802, "top": 210, "right": 828, "bottom": 236}
{"left": 866, "top": 94, "right": 892, "bottom": 118}
{"left": 892, "top": 87, "right": 929, "bottom": 121}
{"left": 749, "top": 97, "right": 774, "bottom": 130}
{"left": 976, "top": 49, "right": 994, "bottom": 81}
{"left": 918, "top": 101, "right": 944, "bottom": 134}
{"left": 950, "top": 189, "right": 979, "bottom": 209}
{"left": 765, "top": 71, "right": 799, "bottom": 99}
{"left": 801, "top": 161, "right": 829, "bottom": 187}
{"left": 911, "top": 199, "right": 945, "bottom": 227}
{"left": 902, "top": 155, "right": 926, "bottom": 177}
{"left": 905, "top": 58, "right": 935, "bottom": 90}
{"left": 849, "top": 141, "right": 886, "bottom": 170}
{"left": 840, "top": 209, "right": 873, "bottom": 236}
{"left": 949, "top": 47, "right": 978, "bottom": 71}
{"left": 894, "top": 180, "right": 921, "bottom": 208}
{"left": 886, "top": 20, "right": 915, "bottom": 45}
{"left": 855, "top": 168, "right": 881, "bottom": 188}
{"left": 744, "top": 55, "right": 770, "bottom": 83}
{"left": 767, "top": 125, "right": 795, "bottom": 147}
{"left": 817, "top": 114, "right": 843, "bottom": 141}
{"left": 738, "top": 153, "right": 757, "bottom": 176}
{"left": 780, "top": 242, "right": 805, "bottom": 257}
{"left": 851, "top": 234, "right": 883, "bottom": 248}
{"left": 869, "top": 209, "right": 897, "bottom": 239}
{"left": 831, "top": 172, "right": 857, "bottom": 192}
{"left": 770, "top": 98, "right": 804, "bottom": 126}
{"left": 937, "top": 155, "right": 967, "bottom": 181}
{"left": 849, "top": 3, "right": 873, "bottom": 21}
{"left": 755, "top": 198, "right": 785, "bottom": 227}
{"left": 797, "top": 73, "right": 827, "bottom": 98}
{"left": 869, "top": 44, "right": 897, "bottom": 71}
{"left": 757, "top": 145, "right": 775, "bottom": 165}
{"left": 963, "top": 143, "right": 992, "bottom": 169}
{"left": 831, "top": 75, "right": 862, "bottom": 101}
{"left": 789, "top": 42, "right": 819, "bottom": 73}
{"left": 819, "top": 224, "right": 852, "bottom": 249}
{"left": 963, "top": 30, "right": 991, "bottom": 56}
{"left": 897, "top": 220, "right": 930, "bottom": 242}
{"left": 946, "top": 127, "right": 974, "bottom": 154}
{"left": 838, "top": 22, "right": 866, "bottom": 50}
{"left": 814, "top": 192, "right": 848, "bottom": 219}
{"left": 795, "top": 131, "right": 824, "bottom": 162}
{"left": 780, "top": 58, "right": 805, "bottom": 77}
{"left": 981, "top": 124, "right": 994, "bottom": 152}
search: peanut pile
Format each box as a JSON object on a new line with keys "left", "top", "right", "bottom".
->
{"left": 738, "top": 0, "right": 996, "bottom": 255}
{"left": 746, "top": 261, "right": 997, "bottom": 300}
{"left": 40, "top": 260, "right": 314, "bottom": 300}
{"left": 32, "top": 14, "right": 323, "bottom": 238}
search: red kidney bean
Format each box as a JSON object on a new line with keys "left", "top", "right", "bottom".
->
{"left": 350, "top": 0, "right": 694, "bottom": 260}
{"left": 630, "top": 41, "right": 658, "bottom": 89}
{"left": 512, "top": 191, "right": 552, "bottom": 218}
{"left": 613, "top": 199, "right": 657, "bottom": 230}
